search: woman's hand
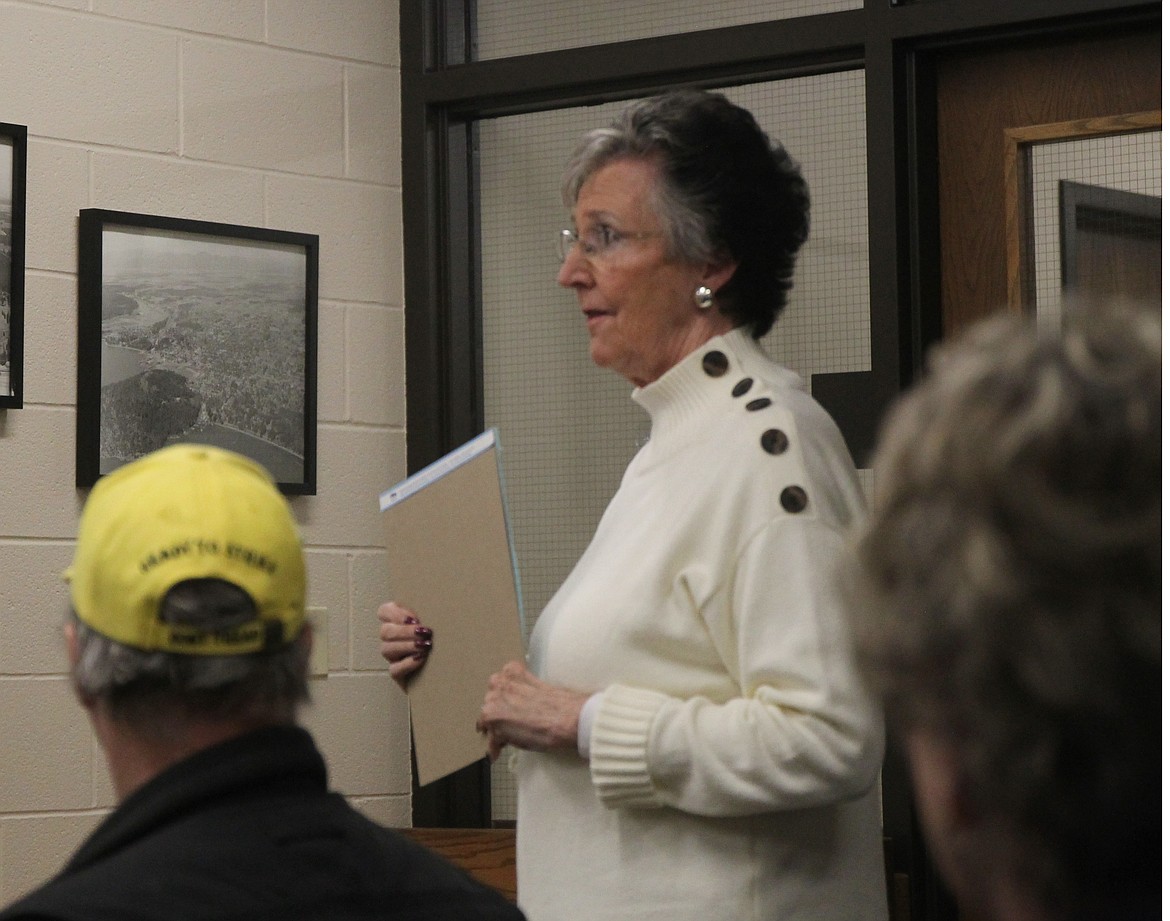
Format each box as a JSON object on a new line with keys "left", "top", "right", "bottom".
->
{"left": 377, "top": 601, "right": 433, "bottom": 690}
{"left": 477, "top": 661, "right": 590, "bottom": 762}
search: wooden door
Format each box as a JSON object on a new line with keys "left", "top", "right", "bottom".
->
{"left": 888, "top": 24, "right": 1161, "bottom": 921}
{"left": 936, "top": 29, "right": 1160, "bottom": 335}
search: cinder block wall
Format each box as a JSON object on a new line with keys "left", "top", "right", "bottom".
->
{"left": 0, "top": 0, "right": 409, "bottom": 902}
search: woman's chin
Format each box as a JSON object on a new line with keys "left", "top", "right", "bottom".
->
{"left": 587, "top": 338, "right": 615, "bottom": 371}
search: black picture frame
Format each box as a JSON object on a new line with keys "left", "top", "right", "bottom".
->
{"left": 77, "top": 209, "right": 318, "bottom": 494}
{"left": 1058, "top": 179, "right": 1161, "bottom": 305}
{"left": 1, "top": 122, "right": 27, "bottom": 409}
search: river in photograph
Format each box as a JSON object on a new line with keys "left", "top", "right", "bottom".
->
{"left": 100, "top": 341, "right": 304, "bottom": 483}
{"left": 102, "top": 342, "right": 150, "bottom": 385}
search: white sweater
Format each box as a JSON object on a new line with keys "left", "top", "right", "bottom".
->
{"left": 514, "top": 327, "right": 888, "bottom": 921}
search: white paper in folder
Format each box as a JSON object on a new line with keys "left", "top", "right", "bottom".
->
{"left": 378, "top": 429, "right": 524, "bottom": 786}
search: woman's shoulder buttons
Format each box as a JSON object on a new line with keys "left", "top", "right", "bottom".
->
{"left": 724, "top": 377, "right": 811, "bottom": 516}
{"left": 779, "top": 484, "right": 809, "bottom": 514}
{"left": 760, "top": 428, "right": 789, "bottom": 455}
{"left": 702, "top": 350, "right": 730, "bottom": 377}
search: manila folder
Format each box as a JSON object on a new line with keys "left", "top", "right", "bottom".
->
{"left": 379, "top": 430, "right": 524, "bottom": 786}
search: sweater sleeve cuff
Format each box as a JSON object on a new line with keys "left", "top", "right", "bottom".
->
{"left": 577, "top": 692, "right": 603, "bottom": 758}
{"left": 589, "top": 685, "right": 667, "bottom": 809}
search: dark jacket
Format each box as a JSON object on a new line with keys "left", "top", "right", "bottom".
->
{"left": 0, "top": 726, "right": 525, "bottom": 921}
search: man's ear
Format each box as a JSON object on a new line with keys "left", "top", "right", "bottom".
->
{"left": 64, "top": 620, "right": 80, "bottom": 669}
{"left": 64, "top": 620, "right": 96, "bottom": 709}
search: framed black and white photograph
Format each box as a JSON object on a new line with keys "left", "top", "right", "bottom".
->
{"left": 77, "top": 209, "right": 318, "bottom": 494}
{"left": 0, "top": 122, "right": 27, "bottom": 409}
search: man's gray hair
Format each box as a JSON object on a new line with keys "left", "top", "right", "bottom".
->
{"left": 71, "top": 578, "right": 310, "bottom": 731}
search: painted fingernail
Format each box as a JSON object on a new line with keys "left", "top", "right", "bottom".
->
{"left": 404, "top": 616, "right": 419, "bottom": 625}
{"left": 414, "top": 638, "right": 433, "bottom": 650}
{"left": 414, "top": 626, "right": 433, "bottom": 637}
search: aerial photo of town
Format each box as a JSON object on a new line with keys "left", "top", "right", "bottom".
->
{"left": 98, "top": 230, "right": 307, "bottom": 483}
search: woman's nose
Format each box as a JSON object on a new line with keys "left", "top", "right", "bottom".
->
{"left": 556, "top": 247, "right": 590, "bottom": 287}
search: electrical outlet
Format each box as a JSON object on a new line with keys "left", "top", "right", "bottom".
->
{"left": 306, "top": 606, "right": 328, "bottom": 677}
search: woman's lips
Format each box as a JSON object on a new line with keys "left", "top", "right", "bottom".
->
{"left": 583, "top": 308, "right": 610, "bottom": 329}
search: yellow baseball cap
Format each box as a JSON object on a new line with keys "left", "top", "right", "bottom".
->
{"left": 65, "top": 444, "right": 306, "bottom": 655}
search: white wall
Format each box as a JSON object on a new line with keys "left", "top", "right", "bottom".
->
{"left": 0, "top": 0, "right": 408, "bottom": 902}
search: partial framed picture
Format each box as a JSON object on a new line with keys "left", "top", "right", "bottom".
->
{"left": 0, "top": 122, "right": 27, "bottom": 409}
{"left": 77, "top": 209, "right": 318, "bottom": 494}
{"left": 1059, "top": 179, "right": 1161, "bottom": 304}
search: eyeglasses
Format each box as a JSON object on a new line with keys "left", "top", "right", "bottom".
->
{"left": 556, "top": 224, "right": 660, "bottom": 263}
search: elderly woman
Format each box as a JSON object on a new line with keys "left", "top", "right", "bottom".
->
{"left": 381, "top": 89, "right": 887, "bottom": 921}
{"left": 848, "top": 305, "right": 1161, "bottom": 921}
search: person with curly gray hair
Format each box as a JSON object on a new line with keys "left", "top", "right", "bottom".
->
{"left": 849, "top": 304, "right": 1160, "bottom": 921}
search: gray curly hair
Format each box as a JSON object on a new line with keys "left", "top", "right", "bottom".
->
{"left": 848, "top": 301, "right": 1160, "bottom": 920}
{"left": 561, "top": 89, "right": 810, "bottom": 338}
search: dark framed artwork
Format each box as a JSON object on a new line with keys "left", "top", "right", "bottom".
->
{"left": 1003, "top": 110, "right": 1160, "bottom": 314}
{"left": 0, "top": 122, "right": 27, "bottom": 409}
{"left": 77, "top": 209, "right": 318, "bottom": 494}
{"left": 1059, "top": 179, "right": 1161, "bottom": 305}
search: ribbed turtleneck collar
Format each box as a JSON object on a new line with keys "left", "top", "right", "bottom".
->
{"left": 632, "top": 325, "right": 763, "bottom": 448}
